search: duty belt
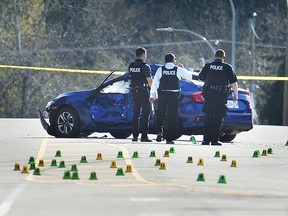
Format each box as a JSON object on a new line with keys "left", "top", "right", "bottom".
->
{"left": 160, "top": 89, "right": 180, "bottom": 92}
{"left": 204, "top": 84, "right": 230, "bottom": 93}
{"left": 131, "top": 84, "right": 149, "bottom": 92}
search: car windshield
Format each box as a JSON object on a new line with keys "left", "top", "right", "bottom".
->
{"left": 100, "top": 79, "right": 131, "bottom": 94}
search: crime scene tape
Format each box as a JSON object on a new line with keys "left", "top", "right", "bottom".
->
{"left": 237, "top": 76, "right": 288, "bottom": 81}
{"left": 0, "top": 64, "right": 287, "bottom": 81}
{"left": 0, "top": 64, "right": 125, "bottom": 75}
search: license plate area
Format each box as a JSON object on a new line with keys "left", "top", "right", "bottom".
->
{"left": 227, "top": 100, "right": 239, "bottom": 109}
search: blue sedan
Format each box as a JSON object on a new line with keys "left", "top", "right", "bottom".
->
{"left": 39, "top": 65, "right": 253, "bottom": 142}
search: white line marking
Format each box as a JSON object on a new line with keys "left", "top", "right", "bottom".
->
{"left": 0, "top": 183, "right": 27, "bottom": 216}
{"left": 138, "top": 214, "right": 173, "bottom": 216}
{"left": 129, "top": 197, "right": 161, "bottom": 202}
{"left": 0, "top": 134, "right": 46, "bottom": 214}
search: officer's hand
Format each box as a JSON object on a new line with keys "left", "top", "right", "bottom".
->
{"left": 233, "top": 95, "right": 238, "bottom": 101}
{"left": 149, "top": 97, "right": 156, "bottom": 102}
{"left": 177, "top": 63, "right": 184, "bottom": 68}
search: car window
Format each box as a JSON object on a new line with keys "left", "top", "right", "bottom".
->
{"left": 100, "top": 79, "right": 131, "bottom": 94}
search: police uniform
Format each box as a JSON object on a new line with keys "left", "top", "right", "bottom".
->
{"left": 199, "top": 58, "right": 238, "bottom": 145}
{"left": 128, "top": 59, "right": 151, "bottom": 141}
{"left": 150, "top": 62, "right": 192, "bottom": 143}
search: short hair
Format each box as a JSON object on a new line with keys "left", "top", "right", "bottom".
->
{"left": 165, "top": 53, "right": 176, "bottom": 63}
{"left": 215, "top": 49, "right": 226, "bottom": 58}
{"left": 136, "top": 47, "right": 146, "bottom": 58}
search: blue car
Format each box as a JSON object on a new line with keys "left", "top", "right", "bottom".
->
{"left": 39, "top": 65, "right": 253, "bottom": 142}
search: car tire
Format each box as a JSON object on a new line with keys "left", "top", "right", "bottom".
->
{"left": 54, "top": 107, "right": 80, "bottom": 138}
{"left": 110, "top": 131, "right": 132, "bottom": 139}
{"left": 219, "top": 134, "right": 236, "bottom": 142}
{"left": 163, "top": 116, "right": 183, "bottom": 140}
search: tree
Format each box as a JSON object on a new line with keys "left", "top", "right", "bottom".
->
{"left": 0, "top": 0, "right": 287, "bottom": 121}
{"left": 0, "top": 0, "right": 46, "bottom": 117}
{"left": 256, "top": 61, "right": 285, "bottom": 125}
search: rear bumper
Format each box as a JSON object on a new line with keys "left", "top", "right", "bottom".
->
{"left": 222, "top": 113, "right": 253, "bottom": 133}
{"left": 221, "top": 123, "right": 253, "bottom": 135}
{"left": 182, "top": 117, "right": 253, "bottom": 136}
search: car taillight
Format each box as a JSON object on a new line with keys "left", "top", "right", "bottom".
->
{"left": 239, "top": 89, "right": 250, "bottom": 95}
{"left": 190, "top": 92, "right": 204, "bottom": 103}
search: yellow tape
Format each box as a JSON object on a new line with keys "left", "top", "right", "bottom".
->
{"left": 0, "top": 64, "right": 125, "bottom": 75}
{"left": 0, "top": 64, "right": 287, "bottom": 81}
{"left": 238, "top": 76, "right": 288, "bottom": 81}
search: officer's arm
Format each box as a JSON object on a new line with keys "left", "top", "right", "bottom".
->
{"left": 143, "top": 64, "right": 152, "bottom": 87}
{"left": 189, "top": 70, "right": 200, "bottom": 80}
{"left": 178, "top": 67, "right": 197, "bottom": 81}
{"left": 199, "top": 65, "right": 208, "bottom": 81}
{"left": 231, "top": 82, "right": 238, "bottom": 101}
{"left": 149, "top": 68, "right": 161, "bottom": 101}
{"left": 146, "top": 77, "right": 153, "bottom": 88}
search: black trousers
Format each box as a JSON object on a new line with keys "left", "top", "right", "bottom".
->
{"left": 202, "top": 89, "right": 228, "bottom": 143}
{"left": 131, "top": 89, "right": 150, "bottom": 139}
{"left": 156, "top": 91, "right": 179, "bottom": 142}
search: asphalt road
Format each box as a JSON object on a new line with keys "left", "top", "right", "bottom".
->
{"left": 0, "top": 118, "right": 288, "bottom": 216}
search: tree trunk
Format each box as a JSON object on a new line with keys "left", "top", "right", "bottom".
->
{"left": 13, "top": 0, "right": 28, "bottom": 117}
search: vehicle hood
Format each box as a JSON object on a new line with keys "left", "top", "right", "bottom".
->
{"left": 51, "top": 90, "right": 91, "bottom": 106}
{"left": 55, "top": 90, "right": 90, "bottom": 99}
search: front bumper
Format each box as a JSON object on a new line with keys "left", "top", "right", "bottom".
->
{"left": 38, "top": 109, "right": 49, "bottom": 132}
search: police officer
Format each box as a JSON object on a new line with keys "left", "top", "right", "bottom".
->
{"left": 149, "top": 53, "right": 196, "bottom": 144}
{"left": 199, "top": 49, "right": 238, "bottom": 146}
{"left": 128, "top": 47, "right": 153, "bottom": 142}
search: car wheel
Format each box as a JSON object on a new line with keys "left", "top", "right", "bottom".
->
{"left": 163, "top": 116, "right": 183, "bottom": 140}
{"left": 219, "top": 134, "right": 236, "bottom": 142}
{"left": 54, "top": 107, "right": 80, "bottom": 138}
{"left": 110, "top": 131, "right": 132, "bottom": 139}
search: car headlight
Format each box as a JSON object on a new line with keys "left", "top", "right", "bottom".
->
{"left": 46, "top": 100, "right": 58, "bottom": 112}
{"left": 46, "top": 101, "right": 52, "bottom": 111}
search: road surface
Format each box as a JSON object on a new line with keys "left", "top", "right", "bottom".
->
{"left": 0, "top": 119, "right": 288, "bottom": 216}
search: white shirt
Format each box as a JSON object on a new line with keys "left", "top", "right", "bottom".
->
{"left": 149, "top": 62, "right": 198, "bottom": 99}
